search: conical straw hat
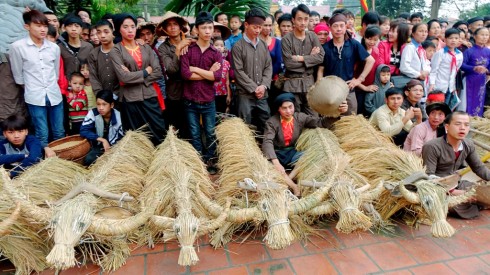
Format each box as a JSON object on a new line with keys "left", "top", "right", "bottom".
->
{"left": 307, "top": 75, "right": 349, "bottom": 117}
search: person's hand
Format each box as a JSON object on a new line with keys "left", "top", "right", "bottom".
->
{"left": 226, "top": 94, "right": 232, "bottom": 105}
{"left": 419, "top": 71, "right": 429, "bottom": 80}
{"left": 310, "top": 46, "right": 321, "bottom": 55}
{"left": 121, "top": 65, "right": 130, "bottom": 73}
{"left": 67, "top": 92, "right": 74, "bottom": 99}
{"left": 145, "top": 66, "right": 153, "bottom": 75}
{"left": 44, "top": 147, "right": 56, "bottom": 158}
{"left": 405, "top": 107, "right": 415, "bottom": 119}
{"left": 347, "top": 78, "right": 362, "bottom": 89}
{"left": 413, "top": 107, "right": 423, "bottom": 121}
{"left": 364, "top": 85, "right": 378, "bottom": 93}
{"left": 255, "top": 85, "right": 266, "bottom": 99}
{"left": 273, "top": 160, "right": 286, "bottom": 175}
{"left": 210, "top": 62, "right": 221, "bottom": 72}
{"left": 135, "top": 38, "right": 145, "bottom": 46}
{"left": 176, "top": 38, "right": 193, "bottom": 56}
{"left": 474, "top": 65, "right": 488, "bottom": 74}
{"left": 101, "top": 139, "right": 111, "bottom": 152}
{"left": 338, "top": 100, "right": 348, "bottom": 113}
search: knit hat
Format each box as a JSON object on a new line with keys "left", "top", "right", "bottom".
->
{"left": 307, "top": 76, "right": 349, "bottom": 117}
{"left": 155, "top": 11, "right": 189, "bottom": 36}
{"left": 113, "top": 13, "right": 137, "bottom": 38}
{"left": 426, "top": 102, "right": 451, "bottom": 116}
{"left": 63, "top": 14, "right": 83, "bottom": 26}
{"left": 467, "top": 17, "right": 484, "bottom": 25}
{"left": 195, "top": 11, "right": 213, "bottom": 27}
{"left": 274, "top": 92, "right": 296, "bottom": 111}
{"left": 314, "top": 23, "right": 330, "bottom": 34}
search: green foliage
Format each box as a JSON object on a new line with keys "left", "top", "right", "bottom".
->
{"left": 459, "top": 3, "right": 490, "bottom": 19}
{"left": 375, "top": 0, "right": 426, "bottom": 19}
{"left": 165, "top": 0, "right": 271, "bottom": 18}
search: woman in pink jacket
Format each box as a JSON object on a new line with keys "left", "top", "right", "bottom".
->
{"left": 378, "top": 21, "right": 410, "bottom": 76}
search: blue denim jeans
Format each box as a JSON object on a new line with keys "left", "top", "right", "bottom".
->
{"left": 184, "top": 100, "right": 216, "bottom": 161}
{"left": 27, "top": 98, "right": 65, "bottom": 147}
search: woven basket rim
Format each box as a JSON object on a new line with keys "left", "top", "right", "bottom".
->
{"left": 48, "top": 135, "right": 88, "bottom": 153}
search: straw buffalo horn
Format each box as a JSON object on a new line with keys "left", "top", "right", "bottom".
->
{"left": 398, "top": 182, "right": 421, "bottom": 204}
{"left": 448, "top": 188, "right": 476, "bottom": 208}
{"left": 361, "top": 181, "right": 385, "bottom": 201}
{"left": 290, "top": 181, "right": 333, "bottom": 215}
{"left": 53, "top": 183, "right": 134, "bottom": 205}
{"left": 305, "top": 201, "right": 335, "bottom": 216}
{"left": 198, "top": 198, "right": 232, "bottom": 235}
{"left": 1, "top": 170, "right": 52, "bottom": 223}
{"left": 0, "top": 202, "right": 21, "bottom": 236}
{"left": 88, "top": 205, "right": 154, "bottom": 236}
{"left": 150, "top": 216, "right": 175, "bottom": 230}
{"left": 195, "top": 183, "right": 260, "bottom": 222}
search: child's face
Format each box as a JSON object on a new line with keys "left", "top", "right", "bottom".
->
{"left": 217, "top": 14, "right": 228, "bottom": 26}
{"left": 425, "top": 46, "right": 436, "bottom": 60}
{"left": 381, "top": 21, "right": 390, "bottom": 35}
{"left": 346, "top": 16, "right": 355, "bottom": 29}
{"left": 97, "top": 25, "right": 114, "bottom": 45}
{"left": 446, "top": 34, "right": 459, "bottom": 49}
{"left": 213, "top": 28, "right": 222, "bottom": 39}
{"left": 3, "top": 129, "right": 28, "bottom": 147}
{"left": 65, "top": 23, "right": 82, "bottom": 39}
{"left": 70, "top": 76, "right": 85, "bottom": 93}
{"left": 90, "top": 28, "right": 100, "bottom": 45}
{"left": 364, "top": 35, "right": 380, "bottom": 49}
{"left": 214, "top": 40, "right": 225, "bottom": 53}
{"left": 80, "top": 65, "right": 90, "bottom": 79}
{"left": 96, "top": 98, "right": 114, "bottom": 117}
{"left": 230, "top": 17, "right": 241, "bottom": 31}
{"left": 380, "top": 71, "right": 391, "bottom": 84}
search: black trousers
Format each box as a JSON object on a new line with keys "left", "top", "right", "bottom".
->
{"left": 120, "top": 97, "right": 166, "bottom": 145}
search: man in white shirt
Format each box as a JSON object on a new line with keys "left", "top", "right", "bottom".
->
{"left": 9, "top": 10, "right": 64, "bottom": 157}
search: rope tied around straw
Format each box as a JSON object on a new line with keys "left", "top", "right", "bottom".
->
{"left": 268, "top": 219, "right": 290, "bottom": 227}
{"left": 118, "top": 192, "right": 129, "bottom": 207}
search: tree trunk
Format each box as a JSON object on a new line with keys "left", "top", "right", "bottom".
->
{"left": 430, "top": 0, "right": 442, "bottom": 19}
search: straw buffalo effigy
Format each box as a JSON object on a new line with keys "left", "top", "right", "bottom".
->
{"left": 3, "top": 131, "right": 155, "bottom": 272}
{"left": 139, "top": 129, "right": 230, "bottom": 266}
{"left": 0, "top": 158, "right": 88, "bottom": 275}
{"left": 334, "top": 115, "right": 474, "bottom": 237}
{"left": 195, "top": 118, "right": 337, "bottom": 250}
{"left": 293, "top": 128, "right": 385, "bottom": 233}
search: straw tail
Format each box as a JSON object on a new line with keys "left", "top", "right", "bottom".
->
{"left": 261, "top": 190, "right": 296, "bottom": 249}
{"left": 53, "top": 183, "right": 135, "bottom": 205}
{"left": 1, "top": 170, "right": 52, "bottom": 223}
{"left": 448, "top": 188, "right": 476, "bottom": 208}
{"left": 329, "top": 182, "right": 372, "bottom": 233}
{"left": 0, "top": 202, "right": 20, "bottom": 236}
{"left": 290, "top": 181, "right": 333, "bottom": 215}
{"left": 198, "top": 198, "right": 232, "bottom": 235}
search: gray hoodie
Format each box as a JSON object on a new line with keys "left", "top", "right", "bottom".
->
{"left": 365, "top": 64, "right": 392, "bottom": 117}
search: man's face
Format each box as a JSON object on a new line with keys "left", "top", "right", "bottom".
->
{"left": 405, "top": 85, "right": 423, "bottom": 104}
{"left": 308, "top": 15, "right": 320, "bottom": 31}
{"left": 197, "top": 22, "right": 214, "bottom": 41}
{"left": 65, "top": 23, "right": 82, "bottom": 39}
{"left": 45, "top": 14, "right": 60, "bottom": 30}
{"left": 164, "top": 19, "right": 182, "bottom": 38}
{"left": 139, "top": 28, "right": 154, "bottom": 44}
{"left": 245, "top": 22, "right": 262, "bottom": 40}
{"left": 279, "top": 21, "right": 293, "bottom": 37}
{"left": 411, "top": 17, "right": 422, "bottom": 25}
{"left": 97, "top": 25, "right": 114, "bottom": 45}
{"left": 331, "top": 21, "right": 346, "bottom": 39}
{"left": 217, "top": 14, "right": 228, "bottom": 26}
{"left": 292, "top": 10, "right": 309, "bottom": 32}
{"left": 428, "top": 110, "right": 446, "bottom": 129}
{"left": 385, "top": 94, "right": 403, "bottom": 111}
{"left": 379, "top": 71, "right": 391, "bottom": 84}
{"left": 25, "top": 22, "right": 48, "bottom": 41}
{"left": 81, "top": 28, "right": 90, "bottom": 41}
{"left": 137, "top": 17, "right": 146, "bottom": 26}
{"left": 3, "top": 129, "right": 28, "bottom": 147}
{"left": 278, "top": 101, "right": 295, "bottom": 120}
{"left": 469, "top": 21, "right": 484, "bottom": 33}
{"left": 445, "top": 114, "right": 470, "bottom": 141}
{"left": 316, "top": 31, "right": 329, "bottom": 44}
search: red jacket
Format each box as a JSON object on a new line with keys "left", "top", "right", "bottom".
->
{"left": 378, "top": 41, "right": 407, "bottom": 76}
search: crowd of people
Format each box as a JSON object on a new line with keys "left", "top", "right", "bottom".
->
{"left": 1, "top": 5, "right": 490, "bottom": 215}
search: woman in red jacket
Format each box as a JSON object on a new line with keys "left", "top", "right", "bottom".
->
{"left": 378, "top": 21, "right": 410, "bottom": 76}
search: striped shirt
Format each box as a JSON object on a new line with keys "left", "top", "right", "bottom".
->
{"left": 67, "top": 90, "right": 89, "bottom": 122}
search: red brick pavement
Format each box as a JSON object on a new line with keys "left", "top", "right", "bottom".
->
{"left": 2, "top": 210, "right": 490, "bottom": 275}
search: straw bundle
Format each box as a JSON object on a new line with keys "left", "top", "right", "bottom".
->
{"left": 141, "top": 129, "right": 227, "bottom": 266}
{"left": 470, "top": 116, "right": 490, "bottom": 158}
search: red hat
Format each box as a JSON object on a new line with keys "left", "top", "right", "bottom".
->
{"left": 314, "top": 23, "right": 330, "bottom": 34}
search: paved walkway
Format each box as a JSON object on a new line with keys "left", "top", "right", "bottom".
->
{"left": 9, "top": 209, "right": 485, "bottom": 274}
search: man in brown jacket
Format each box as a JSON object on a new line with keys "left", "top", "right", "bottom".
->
{"left": 0, "top": 53, "right": 27, "bottom": 129}
{"left": 58, "top": 15, "right": 93, "bottom": 78}
{"left": 422, "top": 111, "right": 490, "bottom": 218}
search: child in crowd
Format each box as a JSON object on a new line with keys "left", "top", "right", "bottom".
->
{"left": 380, "top": 16, "right": 390, "bottom": 41}
{"left": 343, "top": 10, "right": 357, "bottom": 39}
{"left": 225, "top": 15, "right": 243, "bottom": 50}
{"left": 59, "top": 14, "right": 93, "bottom": 79}
{"left": 365, "top": 65, "right": 393, "bottom": 117}
{"left": 47, "top": 24, "right": 69, "bottom": 96}
{"left": 0, "top": 115, "right": 43, "bottom": 178}
{"left": 67, "top": 72, "right": 89, "bottom": 134}
{"left": 213, "top": 37, "right": 232, "bottom": 113}
{"left": 80, "top": 90, "right": 124, "bottom": 165}
{"left": 429, "top": 28, "right": 464, "bottom": 111}
{"left": 80, "top": 61, "right": 96, "bottom": 109}
{"left": 422, "top": 40, "right": 437, "bottom": 61}
{"left": 89, "top": 25, "right": 100, "bottom": 46}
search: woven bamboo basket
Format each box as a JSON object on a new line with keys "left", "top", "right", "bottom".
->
{"left": 48, "top": 135, "right": 90, "bottom": 161}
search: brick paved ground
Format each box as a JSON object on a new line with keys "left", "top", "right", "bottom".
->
{"left": 1, "top": 210, "right": 487, "bottom": 275}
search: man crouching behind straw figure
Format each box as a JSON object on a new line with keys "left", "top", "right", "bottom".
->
{"left": 262, "top": 92, "right": 348, "bottom": 196}
{"left": 422, "top": 111, "right": 490, "bottom": 219}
